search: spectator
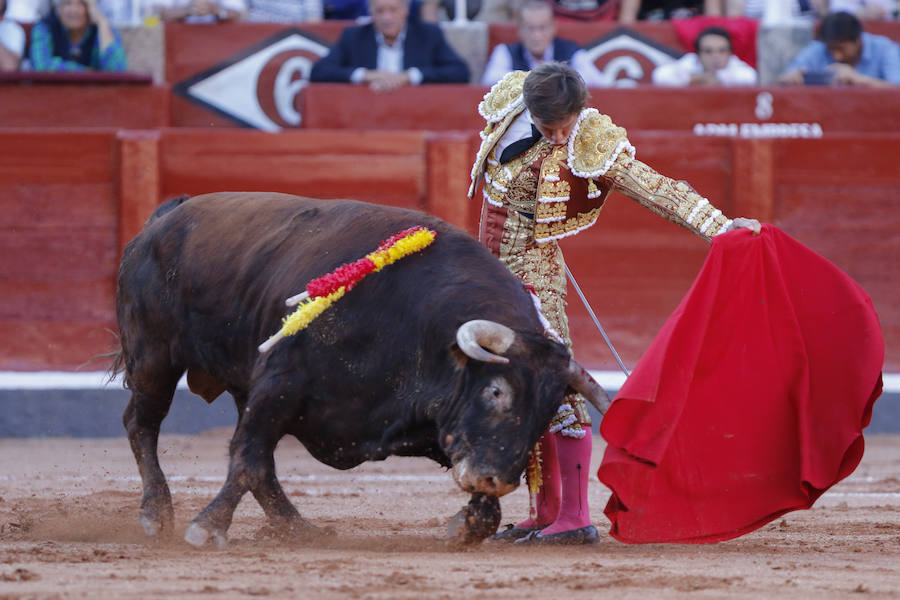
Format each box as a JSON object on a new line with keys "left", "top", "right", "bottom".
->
{"left": 619, "top": 0, "right": 713, "bottom": 22}
{"left": 0, "top": 0, "right": 26, "bottom": 71}
{"left": 481, "top": 0, "right": 605, "bottom": 86}
{"left": 323, "top": 0, "right": 368, "bottom": 18}
{"left": 30, "top": 0, "right": 128, "bottom": 71}
{"left": 828, "top": 0, "right": 895, "bottom": 21}
{"left": 723, "top": 0, "right": 826, "bottom": 19}
{"left": 479, "top": 0, "right": 617, "bottom": 22}
{"left": 433, "top": 0, "right": 481, "bottom": 20}
{"left": 97, "top": 0, "right": 134, "bottom": 24}
{"left": 151, "top": 0, "right": 247, "bottom": 22}
{"left": 321, "top": 0, "right": 440, "bottom": 24}
{"left": 476, "top": 0, "right": 523, "bottom": 21}
{"left": 310, "top": 0, "right": 469, "bottom": 92}
{"left": 551, "top": 0, "right": 619, "bottom": 21}
{"left": 778, "top": 11, "right": 900, "bottom": 87}
{"left": 246, "top": 0, "right": 323, "bottom": 22}
{"left": 5, "top": 0, "right": 50, "bottom": 22}
{"left": 652, "top": 25, "right": 756, "bottom": 86}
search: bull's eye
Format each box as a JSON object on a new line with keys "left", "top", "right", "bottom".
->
{"left": 482, "top": 377, "right": 513, "bottom": 412}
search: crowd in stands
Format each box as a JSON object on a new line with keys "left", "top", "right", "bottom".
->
{"left": 1, "top": 0, "right": 898, "bottom": 88}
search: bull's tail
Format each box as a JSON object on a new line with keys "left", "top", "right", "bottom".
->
{"left": 107, "top": 350, "right": 127, "bottom": 389}
{"left": 106, "top": 330, "right": 130, "bottom": 390}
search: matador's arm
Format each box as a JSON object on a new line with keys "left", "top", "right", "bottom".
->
{"left": 603, "top": 151, "right": 758, "bottom": 242}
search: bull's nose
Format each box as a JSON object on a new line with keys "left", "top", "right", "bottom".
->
{"left": 451, "top": 461, "right": 517, "bottom": 496}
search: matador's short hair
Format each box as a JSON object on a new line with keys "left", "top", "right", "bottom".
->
{"left": 523, "top": 62, "right": 590, "bottom": 125}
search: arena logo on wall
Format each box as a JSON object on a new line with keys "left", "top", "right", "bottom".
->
{"left": 582, "top": 28, "right": 681, "bottom": 87}
{"left": 173, "top": 29, "right": 330, "bottom": 131}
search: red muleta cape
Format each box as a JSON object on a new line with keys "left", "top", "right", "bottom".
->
{"left": 597, "top": 224, "right": 884, "bottom": 543}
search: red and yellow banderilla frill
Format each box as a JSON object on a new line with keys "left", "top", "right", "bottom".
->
{"left": 258, "top": 226, "right": 437, "bottom": 353}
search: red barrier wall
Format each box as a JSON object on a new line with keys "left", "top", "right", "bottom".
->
{"left": 0, "top": 129, "right": 122, "bottom": 370}
{"left": 2, "top": 128, "right": 897, "bottom": 372}
{"left": 0, "top": 73, "right": 169, "bottom": 129}
{"left": 301, "top": 84, "right": 900, "bottom": 133}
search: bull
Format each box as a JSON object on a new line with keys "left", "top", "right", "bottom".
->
{"left": 111, "top": 192, "right": 609, "bottom": 547}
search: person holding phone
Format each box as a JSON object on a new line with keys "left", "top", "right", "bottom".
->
{"left": 778, "top": 11, "right": 900, "bottom": 87}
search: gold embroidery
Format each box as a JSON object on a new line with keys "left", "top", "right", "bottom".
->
{"left": 483, "top": 140, "right": 553, "bottom": 214}
{"left": 469, "top": 72, "right": 530, "bottom": 198}
{"left": 478, "top": 71, "right": 528, "bottom": 123}
{"left": 535, "top": 146, "right": 570, "bottom": 224}
{"left": 569, "top": 109, "right": 634, "bottom": 178}
{"left": 605, "top": 153, "right": 730, "bottom": 240}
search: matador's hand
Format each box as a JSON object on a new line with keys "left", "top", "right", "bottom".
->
{"left": 726, "top": 217, "right": 761, "bottom": 235}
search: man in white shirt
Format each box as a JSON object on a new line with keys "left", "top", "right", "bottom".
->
{"left": 481, "top": 0, "right": 604, "bottom": 87}
{"left": 0, "top": 0, "right": 25, "bottom": 71}
{"left": 652, "top": 25, "right": 757, "bottom": 87}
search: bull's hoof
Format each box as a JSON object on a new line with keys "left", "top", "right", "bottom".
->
{"left": 185, "top": 522, "right": 228, "bottom": 549}
{"left": 447, "top": 493, "right": 501, "bottom": 546}
{"left": 138, "top": 505, "right": 173, "bottom": 538}
{"left": 140, "top": 515, "right": 162, "bottom": 537}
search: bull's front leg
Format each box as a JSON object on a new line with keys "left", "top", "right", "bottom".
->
{"left": 185, "top": 397, "right": 319, "bottom": 548}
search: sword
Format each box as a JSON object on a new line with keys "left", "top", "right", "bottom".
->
{"left": 565, "top": 264, "right": 630, "bottom": 377}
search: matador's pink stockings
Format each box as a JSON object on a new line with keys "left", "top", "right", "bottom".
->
{"left": 536, "top": 429, "right": 593, "bottom": 535}
{"left": 516, "top": 432, "right": 560, "bottom": 528}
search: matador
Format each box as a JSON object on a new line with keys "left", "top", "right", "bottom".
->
{"left": 469, "top": 67, "right": 757, "bottom": 545}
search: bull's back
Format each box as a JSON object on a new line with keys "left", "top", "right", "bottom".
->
{"left": 116, "top": 191, "right": 540, "bottom": 394}
{"left": 117, "top": 193, "right": 509, "bottom": 364}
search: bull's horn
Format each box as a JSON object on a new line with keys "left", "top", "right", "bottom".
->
{"left": 568, "top": 360, "right": 612, "bottom": 415}
{"left": 456, "top": 320, "right": 515, "bottom": 364}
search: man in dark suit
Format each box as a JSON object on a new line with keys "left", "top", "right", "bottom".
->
{"left": 310, "top": 0, "right": 470, "bottom": 92}
{"left": 480, "top": 0, "right": 604, "bottom": 86}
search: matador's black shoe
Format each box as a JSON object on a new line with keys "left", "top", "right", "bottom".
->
{"left": 490, "top": 523, "right": 541, "bottom": 542}
{"left": 513, "top": 525, "right": 600, "bottom": 546}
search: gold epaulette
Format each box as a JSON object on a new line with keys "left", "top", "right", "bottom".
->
{"left": 468, "top": 72, "right": 529, "bottom": 198}
{"left": 567, "top": 108, "right": 635, "bottom": 179}
{"left": 478, "top": 71, "right": 528, "bottom": 123}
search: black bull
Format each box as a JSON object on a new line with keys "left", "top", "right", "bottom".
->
{"left": 112, "top": 192, "right": 610, "bottom": 547}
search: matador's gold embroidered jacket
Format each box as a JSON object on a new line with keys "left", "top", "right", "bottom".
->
{"left": 468, "top": 71, "right": 734, "bottom": 244}
{"left": 468, "top": 71, "right": 738, "bottom": 445}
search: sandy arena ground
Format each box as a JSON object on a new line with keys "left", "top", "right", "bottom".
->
{"left": 0, "top": 429, "right": 898, "bottom": 599}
